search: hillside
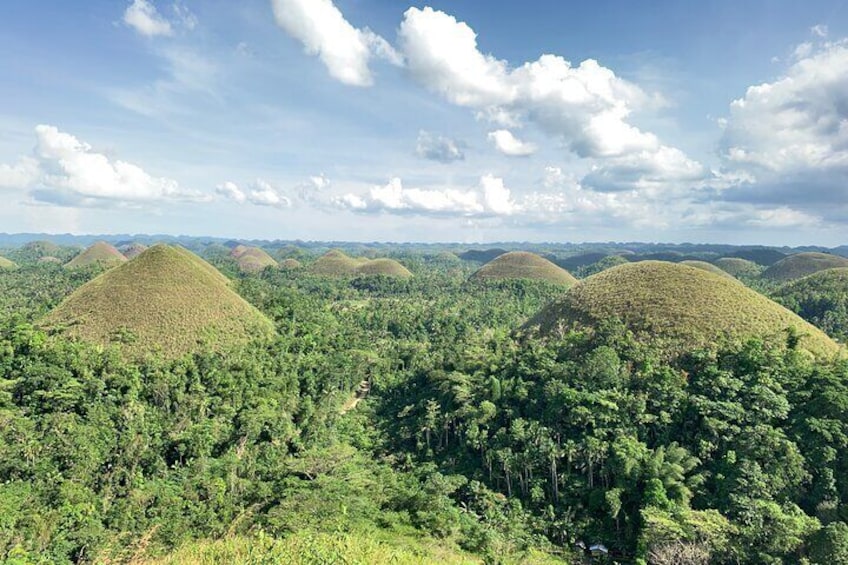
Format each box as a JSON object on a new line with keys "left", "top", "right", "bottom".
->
{"left": 772, "top": 267, "right": 848, "bottom": 340}
{"left": 120, "top": 242, "right": 148, "bottom": 259}
{"left": 309, "top": 250, "right": 361, "bottom": 276}
{"left": 679, "top": 260, "right": 736, "bottom": 279}
{"left": 525, "top": 261, "right": 839, "bottom": 358}
{"left": 231, "top": 245, "right": 279, "bottom": 273}
{"left": 713, "top": 257, "right": 763, "bottom": 278}
{"left": 355, "top": 258, "right": 413, "bottom": 278}
{"left": 0, "top": 256, "right": 17, "bottom": 270}
{"left": 762, "top": 252, "right": 848, "bottom": 282}
{"left": 42, "top": 245, "right": 274, "bottom": 359}
{"left": 471, "top": 251, "right": 578, "bottom": 286}
{"left": 728, "top": 248, "right": 787, "bottom": 266}
{"left": 64, "top": 241, "right": 127, "bottom": 269}
{"left": 280, "top": 258, "right": 303, "bottom": 269}
{"left": 458, "top": 249, "right": 507, "bottom": 263}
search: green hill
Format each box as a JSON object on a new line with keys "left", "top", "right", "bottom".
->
{"left": 0, "top": 256, "right": 17, "bottom": 270}
{"left": 309, "top": 250, "right": 361, "bottom": 277}
{"left": 280, "top": 258, "right": 303, "bottom": 269}
{"left": 729, "top": 248, "right": 786, "bottom": 266}
{"left": 231, "top": 245, "right": 279, "bottom": 273}
{"left": 471, "top": 251, "right": 577, "bottom": 286}
{"left": 22, "top": 240, "right": 61, "bottom": 257}
{"left": 713, "top": 257, "right": 763, "bottom": 278}
{"left": 524, "top": 261, "right": 839, "bottom": 359}
{"left": 772, "top": 267, "right": 848, "bottom": 340}
{"left": 42, "top": 245, "right": 274, "bottom": 359}
{"left": 355, "top": 258, "right": 413, "bottom": 278}
{"left": 762, "top": 252, "right": 848, "bottom": 282}
{"left": 64, "top": 241, "right": 127, "bottom": 269}
{"left": 120, "top": 242, "right": 148, "bottom": 260}
{"left": 679, "top": 260, "right": 736, "bottom": 279}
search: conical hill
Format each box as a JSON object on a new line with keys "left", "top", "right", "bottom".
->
{"left": 471, "top": 251, "right": 577, "bottom": 286}
{"left": 762, "top": 252, "right": 848, "bottom": 282}
{"left": 524, "top": 261, "right": 839, "bottom": 359}
{"left": 65, "top": 241, "right": 127, "bottom": 269}
{"left": 43, "top": 245, "right": 274, "bottom": 359}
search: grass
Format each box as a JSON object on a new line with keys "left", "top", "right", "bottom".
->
{"left": 280, "top": 258, "right": 303, "bottom": 269}
{"left": 679, "top": 260, "right": 736, "bottom": 279}
{"left": 471, "top": 251, "right": 578, "bottom": 286}
{"left": 22, "top": 240, "right": 61, "bottom": 256}
{"left": 120, "top": 242, "right": 149, "bottom": 259}
{"left": 309, "top": 250, "right": 362, "bottom": 277}
{"left": 713, "top": 257, "right": 764, "bottom": 278}
{"left": 0, "top": 256, "right": 17, "bottom": 270}
{"left": 525, "top": 261, "right": 840, "bottom": 359}
{"left": 762, "top": 252, "right": 848, "bottom": 282}
{"left": 42, "top": 244, "right": 275, "bottom": 360}
{"left": 64, "top": 241, "right": 127, "bottom": 269}
{"left": 231, "top": 246, "right": 279, "bottom": 273}
{"left": 355, "top": 258, "right": 413, "bottom": 278}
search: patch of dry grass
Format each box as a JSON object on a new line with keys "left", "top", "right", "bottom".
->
{"left": 231, "top": 246, "right": 279, "bottom": 273}
{"left": 65, "top": 241, "right": 127, "bottom": 270}
{"left": 762, "top": 252, "right": 848, "bottom": 282}
{"left": 355, "top": 258, "right": 413, "bottom": 278}
{"left": 471, "top": 251, "right": 577, "bottom": 286}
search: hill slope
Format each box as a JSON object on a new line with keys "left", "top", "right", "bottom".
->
{"left": 713, "top": 257, "right": 763, "bottom": 278}
{"left": 43, "top": 245, "right": 274, "bottom": 359}
{"left": 355, "top": 258, "right": 413, "bottom": 278}
{"left": 309, "top": 250, "right": 361, "bottom": 277}
{"left": 471, "top": 251, "right": 577, "bottom": 286}
{"left": 772, "top": 267, "right": 848, "bottom": 340}
{"left": 120, "top": 242, "right": 148, "bottom": 259}
{"left": 64, "top": 241, "right": 127, "bottom": 269}
{"left": 231, "top": 245, "right": 279, "bottom": 273}
{"left": 525, "top": 261, "right": 839, "bottom": 358}
{"left": 679, "top": 260, "right": 736, "bottom": 279}
{"left": 762, "top": 252, "right": 848, "bottom": 282}
{"left": 0, "top": 256, "right": 17, "bottom": 270}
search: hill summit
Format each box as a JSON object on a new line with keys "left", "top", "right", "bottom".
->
{"left": 230, "top": 245, "right": 279, "bottom": 273}
{"left": 524, "top": 261, "right": 839, "bottom": 358}
{"left": 355, "top": 258, "right": 413, "bottom": 278}
{"left": 471, "top": 251, "right": 578, "bottom": 286}
{"left": 762, "top": 252, "right": 848, "bottom": 282}
{"left": 65, "top": 241, "right": 127, "bottom": 269}
{"left": 43, "top": 245, "right": 274, "bottom": 359}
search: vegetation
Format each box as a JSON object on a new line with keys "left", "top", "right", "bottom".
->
{"left": 679, "top": 260, "right": 735, "bottom": 279}
{"left": 772, "top": 268, "right": 848, "bottom": 341}
{"left": 42, "top": 245, "right": 275, "bottom": 359}
{"left": 525, "top": 261, "right": 839, "bottom": 358}
{"left": 65, "top": 242, "right": 127, "bottom": 270}
{"left": 471, "top": 252, "right": 578, "bottom": 286}
{"left": 728, "top": 248, "right": 787, "bottom": 266}
{"left": 280, "top": 258, "right": 302, "bottom": 269}
{"left": 762, "top": 252, "right": 848, "bottom": 282}
{"left": 713, "top": 257, "right": 764, "bottom": 278}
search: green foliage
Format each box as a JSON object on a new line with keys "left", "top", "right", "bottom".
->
{"left": 772, "top": 267, "right": 848, "bottom": 341}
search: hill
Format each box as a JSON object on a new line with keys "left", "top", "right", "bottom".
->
{"left": 471, "top": 251, "right": 577, "bottom": 286}
{"left": 713, "top": 257, "right": 763, "bottom": 278}
{"left": 231, "top": 245, "right": 279, "bottom": 273}
{"left": 120, "top": 242, "right": 148, "bottom": 259}
{"left": 458, "top": 248, "right": 507, "bottom": 263}
{"left": 524, "top": 261, "right": 839, "bottom": 359}
{"left": 355, "top": 258, "right": 413, "bottom": 278}
{"left": 280, "top": 258, "right": 302, "bottom": 269}
{"left": 772, "top": 267, "right": 848, "bottom": 340}
{"left": 679, "top": 260, "right": 736, "bottom": 279}
{"left": 37, "top": 256, "right": 62, "bottom": 264}
{"left": 309, "top": 250, "right": 361, "bottom": 277}
{"left": 64, "top": 241, "right": 127, "bottom": 269}
{"left": 22, "top": 240, "right": 61, "bottom": 257}
{"left": 728, "top": 248, "right": 786, "bottom": 266}
{"left": 762, "top": 252, "right": 848, "bottom": 282}
{"left": 0, "top": 256, "right": 17, "bottom": 270}
{"left": 42, "top": 245, "right": 274, "bottom": 359}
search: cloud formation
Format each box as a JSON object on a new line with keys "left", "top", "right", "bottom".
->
{"left": 0, "top": 125, "right": 202, "bottom": 206}
{"left": 217, "top": 179, "right": 292, "bottom": 208}
{"left": 270, "top": 0, "right": 401, "bottom": 86}
{"left": 124, "top": 0, "right": 173, "bottom": 37}
{"left": 416, "top": 131, "right": 465, "bottom": 162}
{"left": 487, "top": 129, "right": 536, "bottom": 157}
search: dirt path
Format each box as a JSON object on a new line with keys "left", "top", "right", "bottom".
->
{"left": 341, "top": 379, "right": 371, "bottom": 413}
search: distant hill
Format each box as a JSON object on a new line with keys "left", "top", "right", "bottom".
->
{"left": 713, "top": 257, "right": 763, "bottom": 278}
{"left": 120, "top": 242, "right": 148, "bottom": 260}
{"left": 762, "top": 252, "right": 848, "bottom": 282}
{"left": 43, "top": 245, "right": 274, "bottom": 359}
{"left": 231, "top": 245, "right": 279, "bottom": 273}
{"left": 471, "top": 251, "right": 578, "bottom": 286}
{"left": 64, "top": 241, "right": 127, "bottom": 269}
{"left": 280, "top": 258, "right": 302, "bottom": 269}
{"left": 772, "top": 267, "right": 848, "bottom": 340}
{"left": 555, "top": 252, "right": 610, "bottom": 271}
{"left": 458, "top": 249, "right": 508, "bottom": 263}
{"left": 23, "top": 240, "right": 61, "bottom": 256}
{"left": 524, "top": 261, "right": 839, "bottom": 359}
{"left": 355, "top": 258, "right": 413, "bottom": 278}
{"left": 679, "top": 260, "right": 736, "bottom": 279}
{"left": 728, "top": 248, "right": 787, "bottom": 266}
{"left": 309, "top": 250, "right": 361, "bottom": 277}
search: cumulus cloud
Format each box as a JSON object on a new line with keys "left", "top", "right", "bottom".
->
{"left": 270, "top": 0, "right": 401, "bottom": 87}
{"left": 217, "top": 179, "right": 291, "bottom": 208}
{"left": 416, "top": 131, "right": 465, "bottom": 162}
{"left": 335, "top": 176, "right": 516, "bottom": 216}
{"left": 487, "top": 129, "right": 536, "bottom": 156}
{"left": 0, "top": 125, "right": 202, "bottom": 206}
{"left": 124, "top": 0, "right": 173, "bottom": 37}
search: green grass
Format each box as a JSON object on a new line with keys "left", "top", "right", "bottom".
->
{"left": 525, "top": 261, "right": 840, "bottom": 359}
{"left": 355, "top": 258, "right": 413, "bottom": 278}
{"left": 713, "top": 257, "right": 764, "bottom": 278}
{"left": 309, "top": 250, "right": 363, "bottom": 277}
{"left": 471, "top": 251, "right": 578, "bottom": 286}
{"left": 0, "top": 256, "right": 17, "bottom": 270}
{"left": 280, "top": 258, "right": 303, "bottom": 269}
{"left": 64, "top": 241, "right": 127, "bottom": 269}
{"left": 42, "top": 244, "right": 275, "bottom": 360}
{"left": 231, "top": 246, "right": 279, "bottom": 273}
{"left": 22, "top": 239, "right": 61, "bottom": 256}
{"left": 679, "top": 260, "right": 736, "bottom": 279}
{"left": 762, "top": 252, "right": 848, "bottom": 282}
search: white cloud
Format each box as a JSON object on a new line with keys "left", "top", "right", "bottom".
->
{"left": 216, "top": 181, "right": 246, "bottom": 204}
{"left": 270, "top": 0, "right": 400, "bottom": 87}
{"left": 217, "top": 179, "right": 291, "bottom": 208}
{"left": 487, "top": 129, "right": 536, "bottom": 156}
{"left": 416, "top": 131, "right": 465, "bottom": 162}
{"left": 480, "top": 174, "right": 515, "bottom": 214}
{"left": 0, "top": 125, "right": 202, "bottom": 206}
{"left": 124, "top": 0, "right": 173, "bottom": 37}
{"left": 811, "top": 24, "right": 829, "bottom": 38}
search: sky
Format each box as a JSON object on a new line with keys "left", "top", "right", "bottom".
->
{"left": 1, "top": 0, "right": 848, "bottom": 245}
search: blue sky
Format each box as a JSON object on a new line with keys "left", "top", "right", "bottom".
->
{"left": 1, "top": 0, "right": 848, "bottom": 244}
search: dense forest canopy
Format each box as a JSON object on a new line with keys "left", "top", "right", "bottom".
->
{"left": 1, "top": 238, "right": 847, "bottom": 564}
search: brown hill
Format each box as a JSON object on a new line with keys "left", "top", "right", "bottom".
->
{"left": 471, "top": 251, "right": 577, "bottom": 286}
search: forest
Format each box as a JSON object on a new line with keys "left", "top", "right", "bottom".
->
{"left": 0, "top": 240, "right": 847, "bottom": 564}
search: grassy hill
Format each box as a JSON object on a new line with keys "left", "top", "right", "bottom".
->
{"left": 231, "top": 245, "right": 279, "bottom": 273}
{"left": 772, "top": 267, "right": 848, "bottom": 340}
{"left": 22, "top": 240, "right": 61, "bottom": 256}
{"left": 471, "top": 251, "right": 577, "bottom": 286}
{"left": 713, "top": 257, "right": 764, "bottom": 278}
{"left": 120, "top": 242, "right": 148, "bottom": 259}
{"left": 728, "top": 248, "right": 786, "bottom": 266}
{"left": 280, "top": 258, "right": 303, "bottom": 269}
{"left": 64, "top": 241, "right": 127, "bottom": 269}
{"left": 355, "top": 258, "right": 413, "bottom": 278}
{"left": 458, "top": 248, "right": 507, "bottom": 263}
{"left": 0, "top": 256, "right": 17, "bottom": 270}
{"left": 309, "top": 250, "right": 361, "bottom": 277}
{"left": 42, "top": 245, "right": 274, "bottom": 359}
{"left": 524, "top": 261, "right": 839, "bottom": 359}
{"left": 762, "top": 252, "right": 848, "bottom": 282}
{"left": 679, "top": 260, "right": 736, "bottom": 279}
